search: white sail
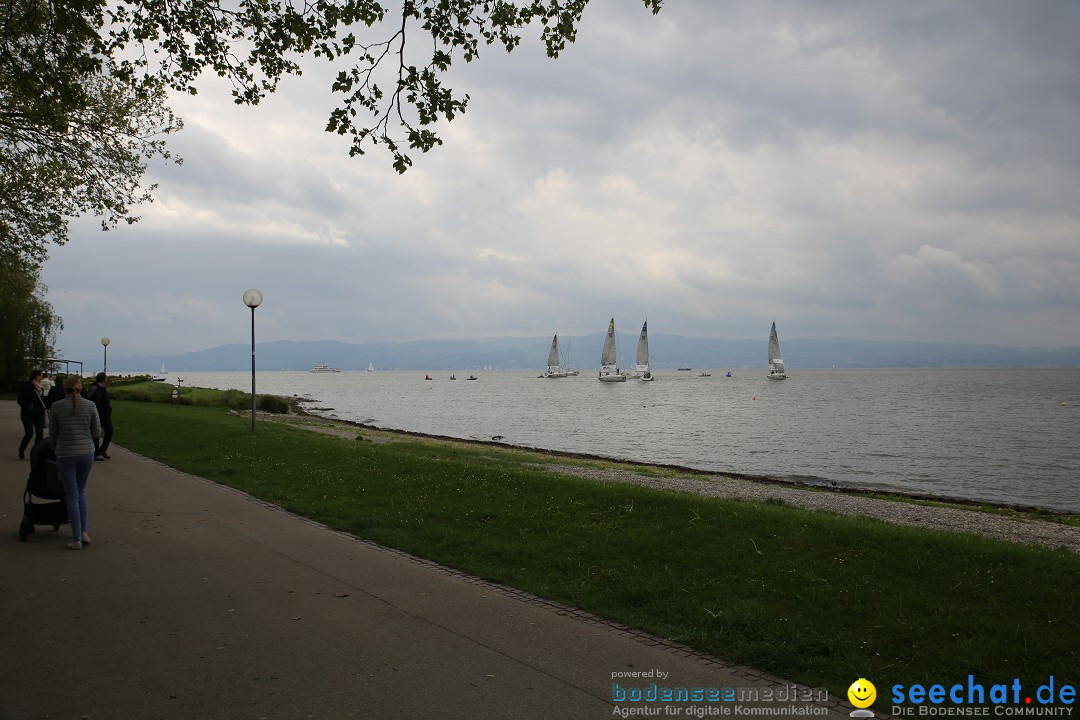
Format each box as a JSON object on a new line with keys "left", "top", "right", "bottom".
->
{"left": 599, "top": 317, "right": 626, "bottom": 381}
{"left": 634, "top": 321, "right": 649, "bottom": 370}
{"left": 635, "top": 320, "right": 654, "bottom": 380}
{"left": 768, "top": 321, "right": 787, "bottom": 379}
{"left": 601, "top": 318, "right": 618, "bottom": 367}
{"left": 544, "top": 334, "right": 569, "bottom": 377}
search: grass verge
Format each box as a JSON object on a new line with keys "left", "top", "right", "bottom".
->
{"left": 107, "top": 376, "right": 294, "bottom": 413}
{"left": 112, "top": 397, "right": 1079, "bottom": 710}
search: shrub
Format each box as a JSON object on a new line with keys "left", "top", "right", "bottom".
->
{"left": 123, "top": 388, "right": 153, "bottom": 403}
{"left": 258, "top": 394, "right": 291, "bottom": 414}
{"left": 219, "top": 389, "right": 248, "bottom": 410}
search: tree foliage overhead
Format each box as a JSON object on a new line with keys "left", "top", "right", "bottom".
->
{"left": 105, "top": 0, "right": 663, "bottom": 172}
{"left": 2, "top": 0, "right": 662, "bottom": 261}
{"left": 1, "top": 0, "right": 182, "bottom": 263}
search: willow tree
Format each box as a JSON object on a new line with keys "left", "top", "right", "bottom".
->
{"left": 0, "top": 246, "right": 62, "bottom": 386}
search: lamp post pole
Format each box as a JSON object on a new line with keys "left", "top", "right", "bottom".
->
{"left": 101, "top": 337, "right": 110, "bottom": 373}
{"left": 242, "top": 289, "right": 263, "bottom": 432}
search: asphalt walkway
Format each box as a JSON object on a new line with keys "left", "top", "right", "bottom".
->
{"left": 1, "top": 400, "right": 851, "bottom": 719}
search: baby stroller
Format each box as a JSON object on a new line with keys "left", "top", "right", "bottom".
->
{"left": 18, "top": 439, "right": 68, "bottom": 541}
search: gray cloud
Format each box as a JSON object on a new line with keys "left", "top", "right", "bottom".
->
{"left": 41, "top": 0, "right": 1080, "bottom": 365}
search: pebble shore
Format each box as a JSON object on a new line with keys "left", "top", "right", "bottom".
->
{"left": 278, "top": 413, "right": 1080, "bottom": 554}
{"left": 544, "top": 465, "right": 1080, "bottom": 554}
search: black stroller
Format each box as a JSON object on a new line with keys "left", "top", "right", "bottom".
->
{"left": 18, "top": 440, "right": 69, "bottom": 541}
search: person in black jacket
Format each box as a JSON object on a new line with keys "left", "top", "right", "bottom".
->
{"left": 17, "top": 369, "right": 47, "bottom": 459}
{"left": 45, "top": 373, "right": 67, "bottom": 409}
{"left": 84, "top": 372, "right": 113, "bottom": 460}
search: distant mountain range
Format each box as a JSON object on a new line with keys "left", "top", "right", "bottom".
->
{"left": 104, "top": 334, "right": 1080, "bottom": 372}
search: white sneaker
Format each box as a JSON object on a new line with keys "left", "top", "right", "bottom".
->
{"left": 81, "top": 533, "right": 92, "bottom": 545}
{"left": 67, "top": 541, "right": 82, "bottom": 550}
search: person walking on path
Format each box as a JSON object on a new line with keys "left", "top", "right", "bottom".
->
{"left": 84, "top": 372, "right": 113, "bottom": 460}
{"left": 17, "top": 369, "right": 48, "bottom": 459}
{"left": 49, "top": 376, "right": 100, "bottom": 550}
{"left": 44, "top": 373, "right": 66, "bottom": 409}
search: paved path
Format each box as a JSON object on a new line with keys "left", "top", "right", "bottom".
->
{"left": 1, "top": 401, "right": 851, "bottom": 720}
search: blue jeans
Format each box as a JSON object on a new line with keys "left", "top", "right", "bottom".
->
{"left": 57, "top": 454, "right": 93, "bottom": 541}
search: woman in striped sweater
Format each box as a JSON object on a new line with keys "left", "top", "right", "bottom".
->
{"left": 48, "top": 376, "right": 101, "bottom": 550}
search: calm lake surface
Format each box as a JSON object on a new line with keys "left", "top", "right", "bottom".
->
{"left": 175, "top": 368, "right": 1080, "bottom": 513}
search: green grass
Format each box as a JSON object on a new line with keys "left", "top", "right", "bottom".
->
{"left": 108, "top": 378, "right": 293, "bottom": 413}
{"left": 111, "top": 399, "right": 1079, "bottom": 709}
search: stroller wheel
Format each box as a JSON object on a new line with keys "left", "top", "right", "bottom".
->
{"left": 19, "top": 518, "right": 31, "bottom": 541}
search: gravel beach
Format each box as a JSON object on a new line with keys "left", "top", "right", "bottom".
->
{"left": 541, "top": 465, "right": 1080, "bottom": 554}
{"left": 278, "top": 413, "right": 1080, "bottom": 554}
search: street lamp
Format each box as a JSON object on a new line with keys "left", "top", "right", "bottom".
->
{"left": 242, "top": 289, "right": 263, "bottom": 432}
{"left": 101, "top": 337, "right": 110, "bottom": 373}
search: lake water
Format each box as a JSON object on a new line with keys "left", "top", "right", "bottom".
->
{"left": 172, "top": 368, "right": 1080, "bottom": 513}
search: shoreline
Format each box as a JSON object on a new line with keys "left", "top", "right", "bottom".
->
{"left": 273, "top": 409, "right": 1080, "bottom": 554}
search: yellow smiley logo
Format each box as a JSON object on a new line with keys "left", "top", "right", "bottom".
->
{"left": 848, "top": 678, "right": 877, "bottom": 709}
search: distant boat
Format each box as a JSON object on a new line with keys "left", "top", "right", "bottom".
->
{"left": 725, "top": 371, "right": 733, "bottom": 377}
{"left": 562, "top": 338, "right": 580, "bottom": 376}
{"left": 450, "top": 374, "right": 457, "bottom": 380}
{"left": 767, "top": 321, "right": 788, "bottom": 380}
{"left": 366, "top": 362, "right": 375, "bottom": 372}
{"left": 598, "top": 317, "right": 627, "bottom": 382}
{"left": 635, "top": 321, "right": 654, "bottom": 381}
{"left": 467, "top": 375, "right": 478, "bottom": 381}
{"left": 425, "top": 374, "right": 433, "bottom": 380}
{"left": 310, "top": 364, "right": 340, "bottom": 373}
{"left": 699, "top": 372, "right": 711, "bottom": 377}
{"left": 678, "top": 367, "right": 692, "bottom": 372}
{"left": 151, "top": 362, "right": 167, "bottom": 382}
{"left": 542, "top": 334, "right": 571, "bottom": 378}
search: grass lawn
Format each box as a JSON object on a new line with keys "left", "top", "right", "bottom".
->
{"left": 112, "top": 396, "right": 1079, "bottom": 710}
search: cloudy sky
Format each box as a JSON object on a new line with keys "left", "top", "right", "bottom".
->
{"left": 41, "top": 0, "right": 1080, "bottom": 364}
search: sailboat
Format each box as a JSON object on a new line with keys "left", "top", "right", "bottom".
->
{"left": 562, "top": 337, "right": 579, "bottom": 375}
{"left": 635, "top": 320, "right": 654, "bottom": 381}
{"left": 366, "top": 362, "right": 375, "bottom": 372}
{"left": 598, "top": 317, "right": 627, "bottom": 382}
{"left": 767, "top": 321, "right": 788, "bottom": 380}
{"left": 541, "top": 334, "right": 571, "bottom": 378}
{"left": 151, "top": 362, "right": 167, "bottom": 382}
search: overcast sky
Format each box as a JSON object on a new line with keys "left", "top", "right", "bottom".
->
{"left": 41, "top": 0, "right": 1080, "bottom": 365}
